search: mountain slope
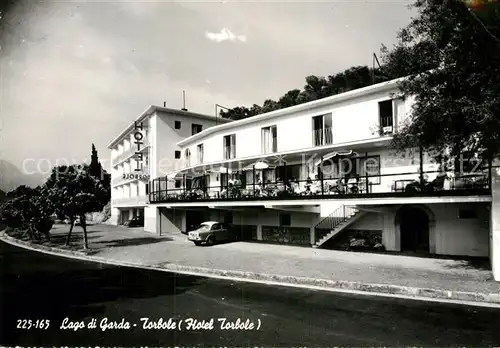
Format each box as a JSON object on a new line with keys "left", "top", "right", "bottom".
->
{"left": 0, "top": 160, "right": 46, "bottom": 193}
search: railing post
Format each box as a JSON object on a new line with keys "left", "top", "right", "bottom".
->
{"left": 320, "top": 156, "right": 324, "bottom": 196}
{"left": 365, "top": 152, "right": 369, "bottom": 194}
{"left": 253, "top": 165, "right": 256, "bottom": 197}
{"left": 183, "top": 174, "right": 186, "bottom": 197}
{"left": 164, "top": 176, "right": 168, "bottom": 200}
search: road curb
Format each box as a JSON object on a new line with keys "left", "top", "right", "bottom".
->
{"left": 2, "top": 231, "right": 499, "bottom": 306}
{"left": 0, "top": 232, "right": 93, "bottom": 257}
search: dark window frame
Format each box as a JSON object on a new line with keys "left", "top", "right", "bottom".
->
{"left": 192, "top": 123, "right": 203, "bottom": 135}
{"left": 174, "top": 150, "right": 181, "bottom": 159}
{"left": 378, "top": 100, "right": 394, "bottom": 135}
{"left": 174, "top": 120, "right": 181, "bottom": 129}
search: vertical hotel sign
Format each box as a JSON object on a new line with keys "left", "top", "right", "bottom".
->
{"left": 123, "top": 121, "right": 150, "bottom": 181}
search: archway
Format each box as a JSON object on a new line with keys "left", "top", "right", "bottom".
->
{"left": 395, "top": 205, "right": 433, "bottom": 253}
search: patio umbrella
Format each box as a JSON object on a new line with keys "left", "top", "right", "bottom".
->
{"left": 254, "top": 161, "right": 270, "bottom": 170}
{"left": 207, "top": 166, "right": 233, "bottom": 174}
{"left": 166, "top": 173, "right": 178, "bottom": 182}
{"left": 314, "top": 151, "right": 357, "bottom": 167}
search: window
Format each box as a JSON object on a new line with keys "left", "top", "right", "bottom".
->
{"left": 359, "top": 156, "right": 381, "bottom": 185}
{"left": 197, "top": 144, "right": 204, "bottom": 163}
{"left": 146, "top": 183, "right": 149, "bottom": 194}
{"left": 192, "top": 124, "right": 203, "bottom": 135}
{"left": 175, "top": 120, "right": 181, "bottom": 129}
{"left": 185, "top": 149, "right": 191, "bottom": 165}
{"left": 212, "top": 223, "right": 221, "bottom": 231}
{"left": 379, "top": 100, "right": 393, "bottom": 135}
{"left": 280, "top": 213, "right": 291, "bottom": 226}
{"left": 312, "top": 114, "right": 333, "bottom": 146}
{"left": 261, "top": 125, "right": 278, "bottom": 153}
{"left": 174, "top": 150, "right": 181, "bottom": 159}
{"left": 175, "top": 179, "right": 182, "bottom": 188}
{"left": 223, "top": 134, "right": 236, "bottom": 159}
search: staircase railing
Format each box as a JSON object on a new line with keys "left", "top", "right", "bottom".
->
{"left": 314, "top": 205, "right": 358, "bottom": 244}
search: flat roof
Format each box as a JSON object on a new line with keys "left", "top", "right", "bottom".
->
{"left": 177, "top": 76, "right": 406, "bottom": 147}
{"left": 107, "top": 105, "right": 232, "bottom": 149}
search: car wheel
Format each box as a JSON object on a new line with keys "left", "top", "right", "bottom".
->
{"left": 206, "top": 236, "right": 215, "bottom": 246}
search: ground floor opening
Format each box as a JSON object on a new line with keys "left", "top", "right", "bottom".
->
{"left": 114, "top": 207, "right": 144, "bottom": 225}
{"left": 397, "top": 205, "right": 431, "bottom": 253}
{"left": 143, "top": 202, "right": 491, "bottom": 259}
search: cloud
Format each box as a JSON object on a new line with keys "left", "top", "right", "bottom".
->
{"left": 205, "top": 28, "right": 247, "bottom": 43}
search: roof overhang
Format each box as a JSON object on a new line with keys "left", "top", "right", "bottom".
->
{"left": 107, "top": 105, "right": 232, "bottom": 149}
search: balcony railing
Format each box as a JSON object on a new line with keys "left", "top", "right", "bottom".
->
{"left": 223, "top": 145, "right": 236, "bottom": 159}
{"left": 149, "top": 167, "right": 494, "bottom": 204}
{"left": 313, "top": 127, "right": 333, "bottom": 146}
{"left": 379, "top": 116, "right": 394, "bottom": 136}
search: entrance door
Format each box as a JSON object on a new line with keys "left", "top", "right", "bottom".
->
{"left": 399, "top": 206, "right": 430, "bottom": 252}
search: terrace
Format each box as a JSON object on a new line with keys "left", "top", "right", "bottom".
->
{"left": 149, "top": 152, "right": 494, "bottom": 204}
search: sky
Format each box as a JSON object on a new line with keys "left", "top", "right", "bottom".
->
{"left": 0, "top": 0, "right": 415, "bottom": 177}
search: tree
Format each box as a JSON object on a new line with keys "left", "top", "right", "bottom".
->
{"left": 388, "top": 0, "right": 500, "bottom": 164}
{"left": 277, "top": 89, "right": 301, "bottom": 108}
{"left": 0, "top": 185, "right": 54, "bottom": 240}
{"left": 89, "top": 143, "right": 102, "bottom": 179}
{"left": 44, "top": 164, "right": 109, "bottom": 249}
{"left": 89, "top": 143, "right": 111, "bottom": 199}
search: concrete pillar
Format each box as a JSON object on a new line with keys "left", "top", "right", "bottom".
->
{"left": 310, "top": 226, "right": 315, "bottom": 245}
{"left": 490, "top": 169, "right": 500, "bottom": 281}
{"left": 109, "top": 207, "right": 119, "bottom": 225}
{"left": 256, "top": 224, "right": 263, "bottom": 241}
{"left": 144, "top": 205, "right": 159, "bottom": 234}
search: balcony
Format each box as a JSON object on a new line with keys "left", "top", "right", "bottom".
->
{"left": 149, "top": 166, "right": 493, "bottom": 204}
{"left": 112, "top": 195, "right": 148, "bottom": 207}
{"left": 379, "top": 115, "right": 394, "bottom": 136}
{"left": 112, "top": 137, "right": 151, "bottom": 166}
{"left": 313, "top": 127, "right": 333, "bottom": 146}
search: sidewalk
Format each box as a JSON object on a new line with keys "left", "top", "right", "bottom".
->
{"left": 2, "top": 223, "right": 500, "bottom": 304}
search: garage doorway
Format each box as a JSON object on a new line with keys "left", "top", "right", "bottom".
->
{"left": 397, "top": 205, "right": 430, "bottom": 253}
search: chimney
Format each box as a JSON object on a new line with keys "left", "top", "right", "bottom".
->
{"left": 181, "top": 90, "right": 188, "bottom": 111}
{"left": 163, "top": 101, "right": 167, "bottom": 107}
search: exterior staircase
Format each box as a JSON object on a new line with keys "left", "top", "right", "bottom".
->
{"left": 313, "top": 205, "right": 365, "bottom": 248}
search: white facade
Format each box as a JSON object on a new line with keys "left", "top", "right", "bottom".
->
{"left": 107, "top": 105, "right": 231, "bottom": 225}
{"left": 106, "top": 78, "right": 499, "bottom": 281}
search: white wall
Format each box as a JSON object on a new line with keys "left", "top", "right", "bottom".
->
{"left": 433, "top": 203, "right": 489, "bottom": 257}
{"left": 181, "top": 87, "right": 409, "bottom": 165}
{"left": 152, "top": 111, "right": 221, "bottom": 180}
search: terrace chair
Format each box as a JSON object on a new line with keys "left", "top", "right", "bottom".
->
{"left": 425, "top": 173, "right": 448, "bottom": 192}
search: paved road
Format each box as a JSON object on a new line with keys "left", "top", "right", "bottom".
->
{"left": 1, "top": 241, "right": 500, "bottom": 347}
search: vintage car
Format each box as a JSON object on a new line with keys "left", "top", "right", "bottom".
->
{"left": 187, "top": 221, "right": 238, "bottom": 246}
